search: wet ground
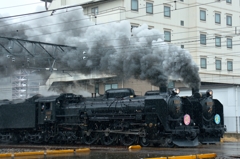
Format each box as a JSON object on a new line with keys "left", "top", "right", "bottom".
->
{"left": 8, "top": 142, "right": 240, "bottom": 159}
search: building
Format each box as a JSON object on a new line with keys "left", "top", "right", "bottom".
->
{"left": 45, "top": 0, "right": 240, "bottom": 132}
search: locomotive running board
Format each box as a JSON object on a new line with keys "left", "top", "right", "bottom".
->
{"left": 173, "top": 137, "right": 199, "bottom": 147}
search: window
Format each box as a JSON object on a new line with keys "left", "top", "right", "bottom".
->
{"left": 180, "top": 20, "right": 184, "bottom": 26}
{"left": 227, "top": 38, "right": 232, "bottom": 48}
{"left": 105, "top": 84, "right": 118, "bottom": 91}
{"left": 226, "top": 15, "right": 232, "bottom": 26}
{"left": 226, "top": 0, "right": 232, "bottom": 4}
{"left": 146, "top": 2, "right": 153, "bottom": 14}
{"left": 164, "top": 6, "right": 171, "bottom": 17}
{"left": 200, "top": 10, "right": 206, "bottom": 21}
{"left": 227, "top": 61, "right": 233, "bottom": 71}
{"left": 148, "top": 26, "right": 154, "bottom": 29}
{"left": 164, "top": 31, "right": 171, "bottom": 42}
{"left": 95, "top": 83, "right": 99, "bottom": 94}
{"left": 215, "top": 60, "right": 221, "bottom": 70}
{"left": 181, "top": 45, "right": 184, "bottom": 48}
{"left": 200, "top": 58, "right": 207, "bottom": 69}
{"left": 200, "top": 34, "right": 206, "bottom": 45}
{"left": 215, "top": 13, "right": 221, "bottom": 24}
{"left": 131, "top": 0, "right": 138, "bottom": 11}
{"left": 215, "top": 36, "right": 221, "bottom": 47}
{"left": 91, "top": 7, "right": 98, "bottom": 15}
{"left": 168, "top": 81, "right": 175, "bottom": 88}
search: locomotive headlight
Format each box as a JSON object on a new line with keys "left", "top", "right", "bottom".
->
{"left": 172, "top": 88, "right": 180, "bottom": 95}
{"left": 214, "top": 114, "right": 221, "bottom": 124}
{"left": 206, "top": 89, "right": 213, "bottom": 97}
{"left": 183, "top": 114, "right": 191, "bottom": 125}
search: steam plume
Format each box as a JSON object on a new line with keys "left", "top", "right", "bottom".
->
{"left": 0, "top": 7, "right": 201, "bottom": 91}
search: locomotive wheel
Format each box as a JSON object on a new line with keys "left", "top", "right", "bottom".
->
{"left": 167, "top": 140, "right": 175, "bottom": 148}
{"left": 139, "top": 137, "right": 150, "bottom": 147}
{"left": 165, "top": 138, "right": 175, "bottom": 148}
{"left": 120, "top": 134, "right": 136, "bottom": 146}
{"left": 55, "top": 132, "right": 66, "bottom": 144}
{"left": 10, "top": 133, "right": 20, "bottom": 144}
{"left": 83, "top": 129, "right": 99, "bottom": 145}
{"left": 101, "top": 132, "right": 117, "bottom": 146}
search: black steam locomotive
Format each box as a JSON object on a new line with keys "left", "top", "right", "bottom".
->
{"left": 0, "top": 87, "right": 201, "bottom": 147}
{"left": 181, "top": 89, "right": 226, "bottom": 144}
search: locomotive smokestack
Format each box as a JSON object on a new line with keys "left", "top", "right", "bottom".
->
{"left": 192, "top": 88, "right": 201, "bottom": 98}
{"left": 192, "top": 88, "right": 199, "bottom": 95}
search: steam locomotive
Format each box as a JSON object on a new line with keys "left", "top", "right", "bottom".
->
{"left": 181, "top": 89, "right": 226, "bottom": 144}
{"left": 0, "top": 87, "right": 224, "bottom": 147}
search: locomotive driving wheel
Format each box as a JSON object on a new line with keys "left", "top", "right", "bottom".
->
{"left": 139, "top": 137, "right": 150, "bottom": 147}
{"left": 83, "top": 129, "right": 99, "bottom": 145}
{"left": 100, "top": 128, "right": 117, "bottom": 146}
{"left": 120, "top": 134, "right": 137, "bottom": 146}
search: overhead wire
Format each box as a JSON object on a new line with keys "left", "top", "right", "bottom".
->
{"left": 0, "top": 0, "right": 237, "bottom": 56}
{"left": 0, "top": 2, "right": 42, "bottom": 10}
{"left": 1, "top": 0, "right": 222, "bottom": 39}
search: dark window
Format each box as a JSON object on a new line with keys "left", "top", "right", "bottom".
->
{"left": 215, "top": 60, "right": 221, "bottom": 70}
{"left": 164, "top": 6, "right": 171, "bottom": 17}
{"left": 226, "top": 0, "right": 232, "bottom": 3}
{"left": 91, "top": 7, "right": 98, "bottom": 15}
{"left": 131, "top": 0, "right": 138, "bottom": 11}
{"left": 200, "top": 10, "right": 206, "bottom": 21}
{"left": 215, "top": 36, "right": 221, "bottom": 47}
{"left": 200, "top": 58, "right": 207, "bottom": 68}
{"left": 146, "top": 2, "right": 153, "bottom": 14}
{"left": 148, "top": 26, "right": 154, "bottom": 29}
{"left": 181, "top": 45, "right": 184, "bottom": 48}
{"left": 227, "top": 38, "right": 232, "bottom": 48}
{"left": 181, "top": 20, "right": 184, "bottom": 26}
{"left": 226, "top": 15, "right": 232, "bottom": 26}
{"left": 215, "top": 13, "right": 221, "bottom": 24}
{"left": 164, "top": 31, "right": 171, "bottom": 42}
{"left": 200, "top": 34, "right": 206, "bottom": 45}
{"left": 227, "top": 61, "right": 233, "bottom": 71}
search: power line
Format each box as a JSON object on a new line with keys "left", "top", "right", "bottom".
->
{"left": 0, "top": 0, "right": 124, "bottom": 20}
{"left": 1, "top": 0, "right": 221, "bottom": 39}
{"left": 0, "top": 2, "right": 42, "bottom": 10}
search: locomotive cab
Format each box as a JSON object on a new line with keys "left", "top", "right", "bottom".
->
{"left": 36, "top": 96, "right": 58, "bottom": 124}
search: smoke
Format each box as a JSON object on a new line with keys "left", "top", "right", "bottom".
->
{"left": 0, "top": 7, "right": 201, "bottom": 92}
{"left": 49, "top": 81, "right": 92, "bottom": 97}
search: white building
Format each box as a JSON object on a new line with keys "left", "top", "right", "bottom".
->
{"left": 46, "top": 0, "right": 240, "bottom": 132}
